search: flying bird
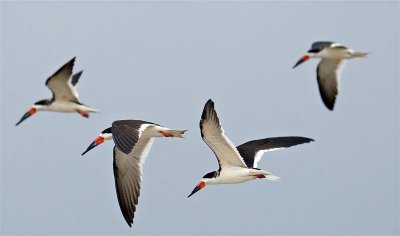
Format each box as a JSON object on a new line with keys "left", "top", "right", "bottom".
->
{"left": 82, "top": 120, "right": 186, "bottom": 227}
{"left": 293, "top": 41, "right": 368, "bottom": 110}
{"left": 16, "top": 57, "right": 98, "bottom": 126}
{"left": 187, "top": 99, "right": 314, "bottom": 198}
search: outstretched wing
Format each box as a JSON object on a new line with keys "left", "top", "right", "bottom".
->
{"left": 45, "top": 57, "right": 79, "bottom": 102}
{"left": 71, "top": 70, "right": 83, "bottom": 87}
{"left": 317, "top": 58, "right": 345, "bottom": 110}
{"left": 111, "top": 120, "right": 156, "bottom": 155}
{"left": 236, "top": 136, "right": 314, "bottom": 168}
{"left": 200, "top": 99, "right": 247, "bottom": 169}
{"left": 113, "top": 146, "right": 142, "bottom": 227}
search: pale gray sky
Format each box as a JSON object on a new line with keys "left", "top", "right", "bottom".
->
{"left": 1, "top": 1, "right": 399, "bottom": 235}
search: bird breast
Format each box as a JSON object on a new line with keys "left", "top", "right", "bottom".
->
{"left": 209, "top": 167, "right": 256, "bottom": 185}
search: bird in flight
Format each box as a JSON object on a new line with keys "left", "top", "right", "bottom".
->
{"left": 187, "top": 99, "right": 314, "bottom": 198}
{"left": 16, "top": 57, "right": 98, "bottom": 126}
{"left": 293, "top": 41, "right": 368, "bottom": 110}
{"left": 82, "top": 119, "right": 186, "bottom": 227}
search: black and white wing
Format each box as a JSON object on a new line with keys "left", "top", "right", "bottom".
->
{"left": 113, "top": 147, "right": 142, "bottom": 227}
{"left": 236, "top": 136, "right": 314, "bottom": 168}
{"left": 111, "top": 120, "right": 156, "bottom": 155}
{"left": 112, "top": 128, "right": 155, "bottom": 227}
{"left": 45, "top": 57, "right": 79, "bottom": 102}
{"left": 71, "top": 70, "right": 83, "bottom": 87}
{"left": 200, "top": 99, "right": 247, "bottom": 169}
{"left": 317, "top": 58, "right": 346, "bottom": 110}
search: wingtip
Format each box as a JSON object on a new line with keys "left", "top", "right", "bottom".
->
{"left": 202, "top": 99, "right": 215, "bottom": 119}
{"left": 326, "top": 105, "right": 335, "bottom": 111}
{"left": 180, "top": 130, "right": 188, "bottom": 138}
{"left": 206, "top": 98, "right": 214, "bottom": 106}
{"left": 74, "top": 70, "right": 83, "bottom": 76}
{"left": 321, "top": 97, "right": 335, "bottom": 111}
{"left": 299, "top": 137, "right": 315, "bottom": 143}
{"left": 127, "top": 218, "right": 133, "bottom": 227}
{"left": 68, "top": 56, "right": 76, "bottom": 65}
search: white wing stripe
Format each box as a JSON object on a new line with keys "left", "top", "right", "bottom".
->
{"left": 253, "top": 148, "right": 285, "bottom": 168}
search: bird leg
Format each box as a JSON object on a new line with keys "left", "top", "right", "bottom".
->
{"left": 76, "top": 109, "right": 89, "bottom": 118}
{"left": 254, "top": 174, "right": 266, "bottom": 179}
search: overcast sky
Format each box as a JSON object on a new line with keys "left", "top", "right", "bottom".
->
{"left": 1, "top": 1, "right": 399, "bottom": 235}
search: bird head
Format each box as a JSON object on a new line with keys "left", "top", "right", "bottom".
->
{"left": 82, "top": 127, "right": 113, "bottom": 155}
{"left": 187, "top": 171, "right": 218, "bottom": 198}
{"left": 15, "top": 99, "right": 52, "bottom": 126}
{"left": 16, "top": 99, "right": 53, "bottom": 126}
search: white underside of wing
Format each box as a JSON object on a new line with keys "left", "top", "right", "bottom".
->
{"left": 253, "top": 148, "right": 284, "bottom": 168}
{"left": 132, "top": 124, "right": 163, "bottom": 164}
{"left": 202, "top": 122, "right": 247, "bottom": 168}
{"left": 69, "top": 82, "right": 79, "bottom": 100}
{"left": 63, "top": 79, "right": 79, "bottom": 100}
{"left": 48, "top": 76, "right": 80, "bottom": 102}
{"left": 318, "top": 59, "right": 346, "bottom": 90}
{"left": 114, "top": 147, "right": 143, "bottom": 180}
{"left": 131, "top": 137, "right": 154, "bottom": 165}
{"left": 113, "top": 146, "right": 143, "bottom": 225}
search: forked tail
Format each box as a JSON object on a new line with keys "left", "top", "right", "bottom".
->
{"left": 164, "top": 129, "right": 187, "bottom": 138}
{"left": 265, "top": 174, "right": 280, "bottom": 181}
{"left": 88, "top": 107, "right": 100, "bottom": 113}
{"left": 251, "top": 169, "right": 280, "bottom": 181}
{"left": 352, "top": 51, "right": 369, "bottom": 58}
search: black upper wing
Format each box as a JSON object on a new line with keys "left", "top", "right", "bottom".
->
{"left": 111, "top": 120, "right": 157, "bottom": 155}
{"left": 236, "top": 136, "right": 314, "bottom": 168}
{"left": 71, "top": 70, "right": 83, "bottom": 87}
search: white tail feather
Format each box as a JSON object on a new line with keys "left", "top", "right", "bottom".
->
{"left": 352, "top": 51, "right": 369, "bottom": 58}
{"left": 167, "top": 129, "right": 187, "bottom": 138}
{"left": 265, "top": 174, "right": 280, "bottom": 181}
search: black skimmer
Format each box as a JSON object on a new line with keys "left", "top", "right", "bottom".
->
{"left": 293, "top": 41, "right": 368, "bottom": 110}
{"left": 16, "top": 57, "right": 98, "bottom": 126}
{"left": 82, "top": 120, "right": 186, "bottom": 227}
{"left": 187, "top": 99, "right": 314, "bottom": 198}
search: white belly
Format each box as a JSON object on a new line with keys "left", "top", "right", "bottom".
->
{"left": 213, "top": 167, "right": 258, "bottom": 184}
{"left": 48, "top": 101, "right": 87, "bottom": 113}
{"left": 48, "top": 101, "right": 81, "bottom": 112}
